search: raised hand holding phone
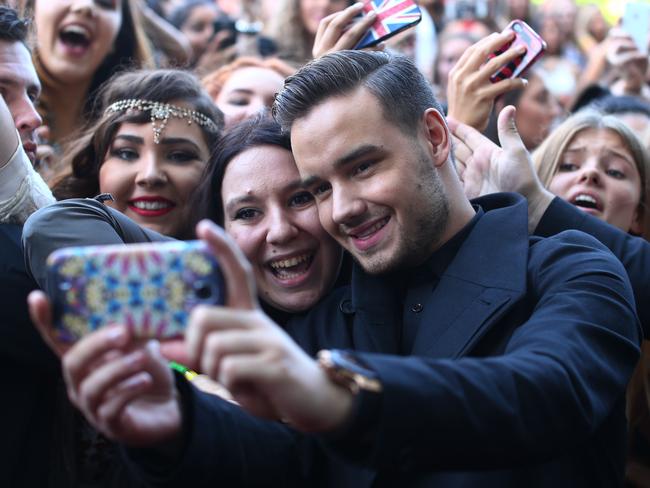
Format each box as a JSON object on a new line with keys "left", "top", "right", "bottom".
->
{"left": 312, "top": 2, "right": 377, "bottom": 58}
{"left": 447, "top": 30, "right": 529, "bottom": 131}
{"left": 489, "top": 20, "right": 546, "bottom": 83}
{"left": 186, "top": 220, "right": 354, "bottom": 431}
{"left": 353, "top": 0, "right": 422, "bottom": 50}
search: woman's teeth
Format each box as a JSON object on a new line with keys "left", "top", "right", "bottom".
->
{"left": 269, "top": 253, "right": 313, "bottom": 279}
{"left": 131, "top": 201, "right": 173, "bottom": 210}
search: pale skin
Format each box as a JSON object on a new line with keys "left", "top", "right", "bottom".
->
{"left": 28, "top": 220, "right": 353, "bottom": 448}
{"left": 448, "top": 105, "right": 555, "bottom": 232}
{"left": 446, "top": 30, "right": 528, "bottom": 132}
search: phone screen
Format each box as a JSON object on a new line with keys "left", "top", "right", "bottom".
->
{"left": 623, "top": 2, "right": 650, "bottom": 56}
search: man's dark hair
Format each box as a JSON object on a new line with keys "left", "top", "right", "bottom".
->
{"left": 0, "top": 6, "right": 29, "bottom": 45}
{"left": 273, "top": 50, "right": 443, "bottom": 135}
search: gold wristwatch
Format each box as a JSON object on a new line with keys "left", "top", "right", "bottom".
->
{"left": 317, "top": 349, "right": 383, "bottom": 395}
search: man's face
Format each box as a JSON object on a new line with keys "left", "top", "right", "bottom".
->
{"left": 0, "top": 40, "right": 42, "bottom": 163}
{"left": 291, "top": 87, "right": 450, "bottom": 275}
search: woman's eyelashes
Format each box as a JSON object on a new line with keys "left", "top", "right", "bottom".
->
{"left": 167, "top": 149, "right": 200, "bottom": 163}
{"left": 289, "top": 191, "right": 314, "bottom": 208}
{"left": 110, "top": 146, "right": 139, "bottom": 161}
{"left": 234, "top": 207, "right": 260, "bottom": 221}
{"left": 108, "top": 146, "right": 200, "bottom": 163}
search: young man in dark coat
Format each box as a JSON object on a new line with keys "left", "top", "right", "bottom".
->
{"left": 38, "top": 50, "right": 641, "bottom": 487}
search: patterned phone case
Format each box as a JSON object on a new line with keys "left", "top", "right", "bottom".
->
{"left": 47, "top": 240, "right": 226, "bottom": 342}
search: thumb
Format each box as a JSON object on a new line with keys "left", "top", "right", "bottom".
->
{"left": 496, "top": 105, "right": 525, "bottom": 152}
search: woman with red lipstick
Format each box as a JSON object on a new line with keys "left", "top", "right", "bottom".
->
{"left": 26, "top": 0, "right": 154, "bottom": 158}
{"left": 533, "top": 108, "right": 649, "bottom": 239}
{"left": 50, "top": 68, "right": 223, "bottom": 238}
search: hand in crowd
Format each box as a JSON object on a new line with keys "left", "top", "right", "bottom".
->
{"left": 448, "top": 105, "right": 555, "bottom": 232}
{"left": 446, "top": 31, "right": 528, "bottom": 132}
{"left": 187, "top": 220, "right": 354, "bottom": 432}
{"left": 312, "top": 2, "right": 380, "bottom": 59}
{"left": 604, "top": 28, "right": 650, "bottom": 98}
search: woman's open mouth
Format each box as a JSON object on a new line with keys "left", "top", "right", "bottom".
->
{"left": 268, "top": 252, "right": 315, "bottom": 282}
{"left": 58, "top": 24, "right": 92, "bottom": 57}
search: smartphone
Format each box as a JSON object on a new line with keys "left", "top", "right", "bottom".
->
{"left": 47, "top": 240, "right": 226, "bottom": 342}
{"left": 622, "top": 2, "right": 650, "bottom": 56}
{"left": 213, "top": 15, "right": 238, "bottom": 50}
{"left": 445, "top": 0, "right": 489, "bottom": 21}
{"left": 489, "top": 20, "right": 547, "bottom": 83}
{"left": 354, "top": 0, "right": 423, "bottom": 50}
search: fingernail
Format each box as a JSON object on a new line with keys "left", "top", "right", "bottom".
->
{"left": 106, "top": 325, "right": 126, "bottom": 344}
{"left": 368, "top": 11, "right": 377, "bottom": 18}
{"left": 146, "top": 339, "right": 161, "bottom": 355}
{"left": 521, "top": 78, "right": 528, "bottom": 86}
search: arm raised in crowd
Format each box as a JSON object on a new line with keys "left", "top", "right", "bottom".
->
{"left": 26, "top": 221, "right": 328, "bottom": 486}
{"left": 446, "top": 32, "right": 528, "bottom": 131}
{"left": 312, "top": 2, "right": 379, "bottom": 59}
{"left": 0, "top": 94, "right": 54, "bottom": 224}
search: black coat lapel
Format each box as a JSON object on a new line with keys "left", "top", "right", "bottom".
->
{"left": 412, "top": 193, "right": 530, "bottom": 358}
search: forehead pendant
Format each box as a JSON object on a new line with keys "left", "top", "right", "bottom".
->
{"left": 104, "top": 99, "right": 219, "bottom": 144}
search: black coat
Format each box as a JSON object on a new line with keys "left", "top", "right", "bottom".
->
{"left": 125, "top": 194, "right": 641, "bottom": 487}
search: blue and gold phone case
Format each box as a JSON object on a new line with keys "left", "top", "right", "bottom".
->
{"left": 47, "top": 240, "right": 225, "bottom": 342}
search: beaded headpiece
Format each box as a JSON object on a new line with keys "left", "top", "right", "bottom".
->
{"left": 104, "top": 99, "right": 219, "bottom": 144}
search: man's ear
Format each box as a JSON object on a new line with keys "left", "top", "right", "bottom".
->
{"left": 422, "top": 108, "right": 450, "bottom": 168}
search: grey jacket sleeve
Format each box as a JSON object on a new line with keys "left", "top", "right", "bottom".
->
{"left": 22, "top": 198, "right": 173, "bottom": 294}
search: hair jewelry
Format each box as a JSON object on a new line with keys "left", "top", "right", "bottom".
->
{"left": 104, "top": 99, "right": 219, "bottom": 143}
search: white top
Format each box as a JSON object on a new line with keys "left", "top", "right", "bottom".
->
{"left": 0, "top": 134, "right": 55, "bottom": 224}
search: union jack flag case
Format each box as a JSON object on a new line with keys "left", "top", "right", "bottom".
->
{"left": 354, "top": 0, "right": 423, "bottom": 50}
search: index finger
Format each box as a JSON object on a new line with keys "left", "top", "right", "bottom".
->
{"left": 447, "top": 116, "right": 488, "bottom": 151}
{"left": 62, "top": 325, "right": 131, "bottom": 396}
{"left": 196, "top": 219, "right": 258, "bottom": 311}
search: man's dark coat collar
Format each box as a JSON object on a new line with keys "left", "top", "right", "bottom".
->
{"left": 346, "top": 193, "right": 530, "bottom": 358}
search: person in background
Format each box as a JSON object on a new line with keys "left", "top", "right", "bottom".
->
{"left": 167, "top": 0, "right": 221, "bottom": 67}
{"left": 533, "top": 109, "right": 648, "bottom": 239}
{"left": 202, "top": 57, "right": 295, "bottom": 129}
{"left": 267, "top": 0, "right": 352, "bottom": 65}
{"left": 48, "top": 69, "right": 223, "bottom": 240}
{"left": 26, "top": 0, "right": 154, "bottom": 162}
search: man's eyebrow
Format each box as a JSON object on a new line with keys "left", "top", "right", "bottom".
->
{"left": 300, "top": 144, "right": 383, "bottom": 188}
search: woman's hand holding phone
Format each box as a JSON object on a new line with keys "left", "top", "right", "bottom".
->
{"left": 312, "top": 2, "right": 378, "bottom": 59}
{"left": 447, "top": 31, "right": 529, "bottom": 131}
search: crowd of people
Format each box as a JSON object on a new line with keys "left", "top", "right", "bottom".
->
{"left": 1, "top": 0, "right": 649, "bottom": 486}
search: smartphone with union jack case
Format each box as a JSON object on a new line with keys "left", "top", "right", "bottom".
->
{"left": 47, "top": 240, "right": 226, "bottom": 342}
{"left": 354, "top": 0, "right": 423, "bottom": 50}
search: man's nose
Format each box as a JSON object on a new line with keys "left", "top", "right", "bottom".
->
{"left": 15, "top": 96, "right": 42, "bottom": 139}
{"left": 331, "top": 186, "right": 366, "bottom": 226}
